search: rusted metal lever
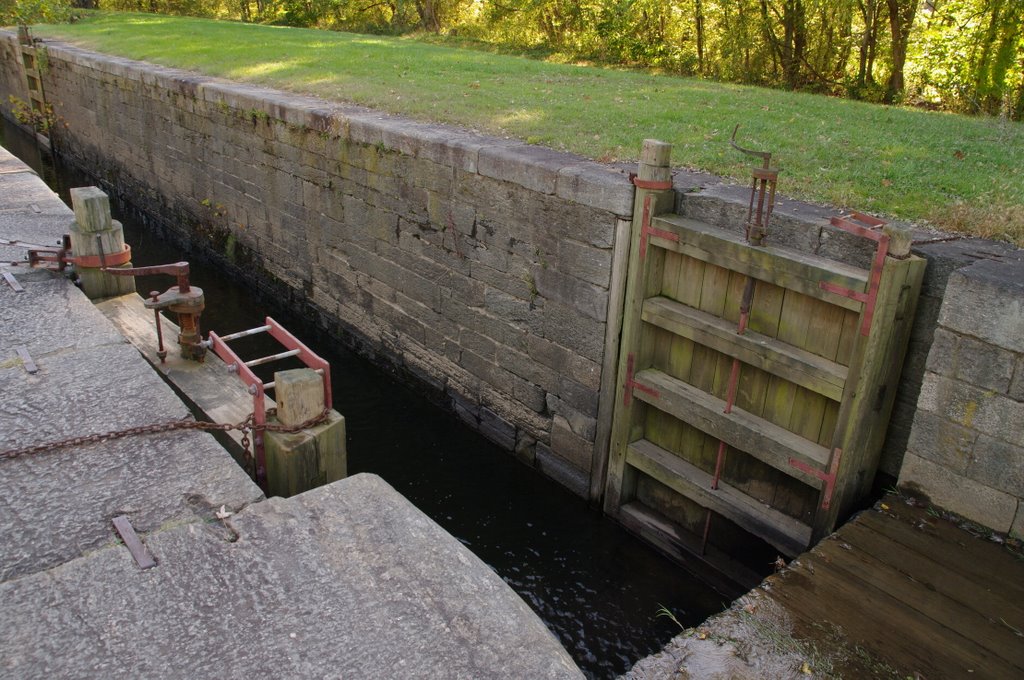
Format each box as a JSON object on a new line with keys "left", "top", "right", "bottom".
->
{"left": 103, "top": 262, "right": 206, "bottom": 362}
{"left": 27, "top": 234, "right": 133, "bottom": 271}
{"left": 730, "top": 124, "right": 778, "bottom": 246}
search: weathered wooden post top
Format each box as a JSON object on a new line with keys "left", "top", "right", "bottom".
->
{"left": 265, "top": 368, "right": 346, "bottom": 498}
{"left": 68, "top": 186, "right": 136, "bottom": 300}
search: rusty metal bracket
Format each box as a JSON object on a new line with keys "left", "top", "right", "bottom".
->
{"left": 819, "top": 212, "right": 890, "bottom": 336}
{"left": 28, "top": 235, "right": 133, "bottom": 271}
{"left": 104, "top": 261, "right": 206, "bottom": 361}
{"left": 730, "top": 125, "right": 778, "bottom": 246}
{"left": 638, "top": 195, "right": 680, "bottom": 261}
{"left": 111, "top": 515, "right": 157, "bottom": 570}
{"left": 28, "top": 234, "right": 71, "bottom": 271}
{"left": 629, "top": 174, "right": 674, "bottom": 191}
{"left": 789, "top": 447, "right": 843, "bottom": 510}
{"left": 623, "top": 353, "right": 659, "bottom": 406}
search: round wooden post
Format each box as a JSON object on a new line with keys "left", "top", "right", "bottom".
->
{"left": 69, "top": 187, "right": 136, "bottom": 300}
{"left": 638, "top": 139, "right": 672, "bottom": 184}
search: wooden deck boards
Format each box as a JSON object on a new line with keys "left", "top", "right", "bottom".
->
{"left": 760, "top": 496, "right": 1024, "bottom": 678}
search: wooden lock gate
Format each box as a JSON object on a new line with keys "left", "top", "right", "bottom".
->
{"left": 603, "top": 141, "right": 925, "bottom": 588}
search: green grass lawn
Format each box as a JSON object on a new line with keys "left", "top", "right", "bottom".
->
{"left": 28, "top": 12, "right": 1024, "bottom": 245}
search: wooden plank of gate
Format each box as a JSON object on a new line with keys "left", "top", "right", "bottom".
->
{"left": 761, "top": 498, "right": 1024, "bottom": 678}
{"left": 632, "top": 369, "right": 830, "bottom": 484}
{"left": 651, "top": 214, "right": 869, "bottom": 311}
{"left": 641, "top": 297, "right": 847, "bottom": 401}
{"left": 626, "top": 439, "right": 811, "bottom": 555}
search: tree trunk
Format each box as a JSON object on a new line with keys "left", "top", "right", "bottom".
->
{"left": 695, "top": 0, "right": 705, "bottom": 74}
{"left": 885, "top": 0, "right": 917, "bottom": 102}
{"left": 416, "top": 0, "right": 441, "bottom": 33}
{"left": 857, "top": 0, "right": 882, "bottom": 87}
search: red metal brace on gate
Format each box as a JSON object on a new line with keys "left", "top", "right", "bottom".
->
{"left": 637, "top": 196, "right": 681, "bottom": 261}
{"left": 622, "top": 353, "right": 660, "bottom": 406}
{"left": 630, "top": 175, "right": 678, "bottom": 261}
{"left": 203, "top": 317, "right": 332, "bottom": 491}
{"left": 789, "top": 447, "right": 844, "bottom": 510}
{"left": 819, "top": 212, "right": 890, "bottom": 336}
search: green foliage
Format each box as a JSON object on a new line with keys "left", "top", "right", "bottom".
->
{"left": 0, "top": 0, "right": 73, "bottom": 25}
{"left": 7, "top": 94, "right": 54, "bottom": 131}
{"left": 908, "top": 0, "right": 1023, "bottom": 116}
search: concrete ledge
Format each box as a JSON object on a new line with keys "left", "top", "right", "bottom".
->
{"left": 0, "top": 474, "right": 583, "bottom": 679}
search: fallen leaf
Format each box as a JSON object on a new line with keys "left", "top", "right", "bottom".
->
{"left": 215, "top": 505, "right": 233, "bottom": 520}
{"left": 801, "top": 661, "right": 812, "bottom": 674}
{"left": 881, "top": 179, "right": 892, "bottom": 187}
{"left": 953, "top": 150, "right": 965, "bottom": 160}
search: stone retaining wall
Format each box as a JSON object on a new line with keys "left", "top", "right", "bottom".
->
{"left": 0, "top": 33, "right": 633, "bottom": 498}
{"left": 898, "top": 255, "right": 1024, "bottom": 536}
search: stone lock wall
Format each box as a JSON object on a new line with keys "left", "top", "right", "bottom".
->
{"left": 0, "top": 33, "right": 633, "bottom": 498}
{"left": 898, "top": 256, "right": 1024, "bottom": 537}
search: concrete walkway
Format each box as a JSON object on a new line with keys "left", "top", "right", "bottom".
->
{"left": 0, "top": 145, "right": 582, "bottom": 678}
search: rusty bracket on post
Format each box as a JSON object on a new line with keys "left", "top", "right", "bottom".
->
{"left": 730, "top": 125, "right": 778, "bottom": 246}
{"left": 28, "top": 235, "right": 133, "bottom": 271}
{"left": 203, "top": 317, "right": 332, "bottom": 492}
{"left": 103, "top": 261, "right": 206, "bottom": 361}
{"left": 818, "top": 212, "right": 890, "bottom": 336}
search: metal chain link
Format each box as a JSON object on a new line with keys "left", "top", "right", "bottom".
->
{"left": 0, "top": 407, "right": 331, "bottom": 462}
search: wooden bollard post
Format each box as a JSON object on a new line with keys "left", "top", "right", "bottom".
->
{"left": 264, "top": 368, "right": 346, "bottom": 497}
{"left": 68, "top": 187, "right": 136, "bottom": 300}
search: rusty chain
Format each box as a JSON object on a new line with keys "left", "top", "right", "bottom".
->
{"left": 0, "top": 406, "right": 331, "bottom": 462}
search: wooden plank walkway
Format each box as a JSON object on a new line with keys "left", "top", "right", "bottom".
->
{"left": 764, "top": 495, "right": 1024, "bottom": 678}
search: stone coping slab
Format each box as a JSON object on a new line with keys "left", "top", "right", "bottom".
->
{"left": 0, "top": 473, "right": 583, "bottom": 679}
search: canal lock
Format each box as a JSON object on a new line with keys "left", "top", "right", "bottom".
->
{"left": 1, "top": 118, "right": 734, "bottom": 679}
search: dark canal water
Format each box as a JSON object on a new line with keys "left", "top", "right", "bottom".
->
{"left": 2, "top": 120, "right": 733, "bottom": 678}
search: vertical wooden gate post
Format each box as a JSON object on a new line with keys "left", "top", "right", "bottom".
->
{"left": 603, "top": 140, "right": 674, "bottom": 515}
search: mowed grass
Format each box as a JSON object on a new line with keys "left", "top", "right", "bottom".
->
{"left": 32, "top": 12, "right": 1024, "bottom": 245}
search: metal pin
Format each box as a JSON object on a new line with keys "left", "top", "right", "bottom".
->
{"left": 244, "top": 348, "right": 300, "bottom": 368}
{"left": 218, "top": 325, "right": 271, "bottom": 343}
{"left": 15, "top": 345, "right": 37, "bottom": 374}
{"left": 150, "top": 291, "right": 167, "bottom": 364}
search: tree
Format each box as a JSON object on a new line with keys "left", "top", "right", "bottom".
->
{"left": 885, "top": 0, "right": 917, "bottom": 102}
